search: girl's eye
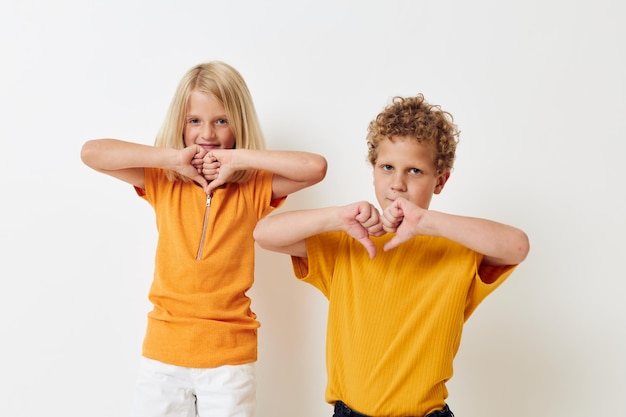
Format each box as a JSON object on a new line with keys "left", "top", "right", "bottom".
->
{"left": 188, "top": 118, "right": 200, "bottom": 124}
{"left": 216, "top": 118, "right": 228, "bottom": 125}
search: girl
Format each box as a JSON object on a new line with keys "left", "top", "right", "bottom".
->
{"left": 81, "top": 61, "right": 327, "bottom": 417}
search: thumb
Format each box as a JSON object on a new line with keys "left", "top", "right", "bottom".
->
{"left": 205, "top": 179, "right": 223, "bottom": 196}
{"left": 383, "top": 235, "right": 401, "bottom": 252}
{"left": 192, "top": 175, "right": 208, "bottom": 193}
{"left": 357, "top": 236, "right": 377, "bottom": 259}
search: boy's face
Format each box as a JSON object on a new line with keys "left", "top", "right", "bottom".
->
{"left": 184, "top": 90, "right": 236, "bottom": 150}
{"left": 373, "top": 136, "right": 449, "bottom": 210}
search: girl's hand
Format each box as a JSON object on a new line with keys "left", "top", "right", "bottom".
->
{"left": 202, "top": 149, "right": 239, "bottom": 194}
{"left": 191, "top": 147, "right": 207, "bottom": 174}
{"left": 178, "top": 146, "right": 209, "bottom": 191}
{"left": 201, "top": 154, "right": 221, "bottom": 183}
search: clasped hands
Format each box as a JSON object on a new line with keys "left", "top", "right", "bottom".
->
{"left": 179, "top": 146, "right": 236, "bottom": 195}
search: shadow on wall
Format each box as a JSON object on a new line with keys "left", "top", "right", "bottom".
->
{"left": 251, "top": 247, "right": 330, "bottom": 417}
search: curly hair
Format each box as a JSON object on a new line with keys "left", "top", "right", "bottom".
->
{"left": 366, "top": 95, "right": 459, "bottom": 174}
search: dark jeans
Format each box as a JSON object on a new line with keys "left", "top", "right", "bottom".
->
{"left": 333, "top": 400, "right": 454, "bottom": 417}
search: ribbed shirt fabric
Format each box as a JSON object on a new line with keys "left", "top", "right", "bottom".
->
{"left": 137, "top": 168, "right": 282, "bottom": 368}
{"left": 292, "top": 231, "right": 516, "bottom": 417}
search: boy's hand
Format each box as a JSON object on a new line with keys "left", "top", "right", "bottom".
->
{"left": 340, "top": 202, "right": 385, "bottom": 259}
{"left": 382, "top": 198, "right": 425, "bottom": 251}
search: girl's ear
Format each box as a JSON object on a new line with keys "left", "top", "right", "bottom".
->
{"left": 433, "top": 171, "right": 450, "bottom": 194}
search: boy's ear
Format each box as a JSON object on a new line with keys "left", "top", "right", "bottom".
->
{"left": 433, "top": 171, "right": 450, "bottom": 194}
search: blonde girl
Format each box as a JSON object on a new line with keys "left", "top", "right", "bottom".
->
{"left": 81, "top": 61, "right": 327, "bottom": 417}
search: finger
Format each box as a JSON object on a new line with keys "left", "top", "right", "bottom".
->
{"left": 360, "top": 213, "right": 381, "bottom": 229}
{"left": 370, "top": 229, "right": 386, "bottom": 237}
{"left": 202, "top": 167, "right": 218, "bottom": 177}
{"left": 383, "top": 223, "right": 397, "bottom": 234}
{"left": 205, "top": 176, "right": 226, "bottom": 195}
{"left": 360, "top": 200, "right": 379, "bottom": 217}
{"left": 382, "top": 215, "right": 402, "bottom": 233}
{"left": 193, "top": 174, "right": 208, "bottom": 191}
{"left": 194, "top": 146, "right": 208, "bottom": 158}
{"left": 202, "top": 163, "right": 220, "bottom": 178}
{"left": 357, "top": 236, "right": 377, "bottom": 259}
{"left": 367, "top": 221, "right": 385, "bottom": 236}
{"left": 191, "top": 160, "right": 204, "bottom": 173}
{"left": 384, "top": 202, "right": 403, "bottom": 220}
{"left": 383, "top": 235, "right": 402, "bottom": 252}
{"left": 205, "top": 182, "right": 216, "bottom": 196}
{"left": 354, "top": 206, "right": 370, "bottom": 223}
{"left": 202, "top": 160, "right": 220, "bottom": 170}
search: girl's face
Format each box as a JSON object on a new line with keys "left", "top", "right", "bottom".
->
{"left": 184, "top": 90, "right": 236, "bottom": 150}
{"left": 373, "top": 136, "right": 449, "bottom": 210}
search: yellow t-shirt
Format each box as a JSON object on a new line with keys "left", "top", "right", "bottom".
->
{"left": 138, "top": 168, "right": 283, "bottom": 368}
{"left": 292, "top": 231, "right": 516, "bottom": 417}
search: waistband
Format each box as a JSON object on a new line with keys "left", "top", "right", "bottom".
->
{"left": 334, "top": 400, "right": 454, "bottom": 417}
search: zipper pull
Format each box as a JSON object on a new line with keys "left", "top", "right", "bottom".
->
{"left": 206, "top": 193, "right": 213, "bottom": 207}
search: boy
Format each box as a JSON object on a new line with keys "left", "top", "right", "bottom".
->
{"left": 253, "top": 95, "right": 529, "bottom": 417}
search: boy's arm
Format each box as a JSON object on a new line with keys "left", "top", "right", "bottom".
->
{"left": 202, "top": 149, "right": 327, "bottom": 197}
{"left": 383, "top": 198, "right": 529, "bottom": 266}
{"left": 254, "top": 201, "right": 384, "bottom": 259}
{"left": 80, "top": 139, "right": 209, "bottom": 190}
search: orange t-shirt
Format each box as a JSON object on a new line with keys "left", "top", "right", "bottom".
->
{"left": 138, "top": 168, "right": 283, "bottom": 368}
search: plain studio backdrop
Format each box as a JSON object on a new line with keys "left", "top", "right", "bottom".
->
{"left": 1, "top": 1, "right": 624, "bottom": 416}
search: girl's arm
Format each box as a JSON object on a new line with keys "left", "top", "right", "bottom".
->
{"left": 382, "top": 198, "right": 530, "bottom": 266}
{"left": 203, "top": 149, "right": 327, "bottom": 198}
{"left": 80, "top": 139, "right": 209, "bottom": 190}
{"left": 254, "top": 201, "right": 384, "bottom": 259}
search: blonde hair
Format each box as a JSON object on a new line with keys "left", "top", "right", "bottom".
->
{"left": 366, "top": 95, "right": 459, "bottom": 174}
{"left": 156, "top": 61, "right": 266, "bottom": 183}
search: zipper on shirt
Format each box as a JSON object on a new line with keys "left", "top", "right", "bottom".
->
{"left": 196, "top": 193, "right": 213, "bottom": 260}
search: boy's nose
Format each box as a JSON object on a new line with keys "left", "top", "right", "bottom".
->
{"left": 390, "top": 174, "right": 407, "bottom": 191}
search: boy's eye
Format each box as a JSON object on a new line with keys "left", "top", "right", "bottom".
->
{"left": 409, "top": 168, "right": 422, "bottom": 175}
{"left": 381, "top": 164, "right": 393, "bottom": 171}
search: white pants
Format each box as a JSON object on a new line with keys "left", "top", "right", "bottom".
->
{"left": 132, "top": 357, "right": 256, "bottom": 417}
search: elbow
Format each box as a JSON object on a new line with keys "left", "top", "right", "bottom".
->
{"left": 513, "top": 230, "right": 531, "bottom": 264}
{"left": 490, "top": 229, "right": 530, "bottom": 267}
{"left": 253, "top": 220, "right": 269, "bottom": 249}
{"left": 310, "top": 154, "right": 328, "bottom": 184}
{"left": 80, "top": 140, "right": 98, "bottom": 167}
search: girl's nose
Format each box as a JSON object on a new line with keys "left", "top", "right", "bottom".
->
{"left": 201, "top": 125, "right": 215, "bottom": 140}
